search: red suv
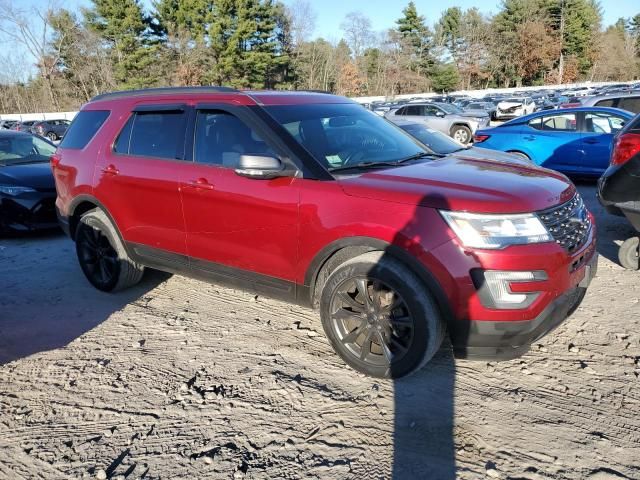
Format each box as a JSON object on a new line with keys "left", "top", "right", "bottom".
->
{"left": 53, "top": 87, "right": 597, "bottom": 378}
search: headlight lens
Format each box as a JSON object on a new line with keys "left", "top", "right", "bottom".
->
{"left": 0, "top": 185, "right": 37, "bottom": 196}
{"left": 440, "top": 211, "right": 552, "bottom": 249}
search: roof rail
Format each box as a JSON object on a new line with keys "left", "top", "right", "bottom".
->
{"left": 90, "top": 86, "right": 239, "bottom": 102}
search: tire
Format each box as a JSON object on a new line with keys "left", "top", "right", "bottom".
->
{"left": 618, "top": 237, "right": 640, "bottom": 271}
{"left": 451, "top": 125, "right": 472, "bottom": 144}
{"left": 319, "top": 251, "right": 445, "bottom": 379}
{"left": 46, "top": 132, "right": 57, "bottom": 141}
{"left": 75, "top": 209, "right": 144, "bottom": 292}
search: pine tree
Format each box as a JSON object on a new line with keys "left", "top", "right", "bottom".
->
{"left": 395, "top": 2, "right": 433, "bottom": 75}
{"left": 84, "top": 0, "right": 160, "bottom": 88}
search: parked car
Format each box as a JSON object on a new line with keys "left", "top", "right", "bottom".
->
{"left": 474, "top": 107, "right": 634, "bottom": 177}
{"left": 597, "top": 112, "right": 640, "bottom": 270}
{"left": 561, "top": 86, "right": 593, "bottom": 97}
{"left": 395, "top": 121, "right": 534, "bottom": 165}
{"left": 0, "top": 120, "right": 18, "bottom": 130}
{"left": 31, "top": 119, "right": 71, "bottom": 141}
{"left": 462, "top": 101, "right": 497, "bottom": 121}
{"left": 385, "top": 102, "right": 490, "bottom": 144}
{"left": 495, "top": 97, "right": 536, "bottom": 120}
{"left": 12, "top": 120, "right": 41, "bottom": 133}
{"left": 0, "top": 131, "right": 58, "bottom": 232}
{"left": 54, "top": 87, "right": 597, "bottom": 379}
{"left": 581, "top": 93, "right": 640, "bottom": 114}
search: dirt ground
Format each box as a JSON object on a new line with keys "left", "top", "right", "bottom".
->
{"left": 1, "top": 183, "right": 639, "bottom": 480}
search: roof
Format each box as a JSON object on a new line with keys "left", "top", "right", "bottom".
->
{"left": 87, "top": 87, "right": 352, "bottom": 107}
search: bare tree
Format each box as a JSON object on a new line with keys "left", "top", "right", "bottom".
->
{"left": 286, "top": 0, "right": 316, "bottom": 48}
{"left": 340, "top": 11, "right": 374, "bottom": 59}
{"left": 0, "top": 0, "right": 61, "bottom": 110}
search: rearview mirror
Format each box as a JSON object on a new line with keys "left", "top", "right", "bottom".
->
{"left": 235, "top": 154, "right": 286, "bottom": 179}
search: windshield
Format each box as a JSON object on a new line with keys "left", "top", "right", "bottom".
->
{"left": 264, "top": 103, "right": 431, "bottom": 171}
{"left": 0, "top": 135, "right": 56, "bottom": 166}
{"left": 400, "top": 124, "right": 465, "bottom": 154}
{"left": 439, "top": 104, "right": 462, "bottom": 114}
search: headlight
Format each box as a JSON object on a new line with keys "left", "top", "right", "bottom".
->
{"left": 0, "top": 185, "right": 37, "bottom": 196}
{"left": 440, "top": 211, "right": 552, "bottom": 249}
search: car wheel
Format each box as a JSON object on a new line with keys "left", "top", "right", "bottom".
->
{"left": 451, "top": 125, "right": 472, "bottom": 144}
{"left": 618, "top": 237, "right": 640, "bottom": 271}
{"left": 46, "top": 132, "right": 57, "bottom": 141}
{"left": 319, "top": 251, "right": 445, "bottom": 379}
{"left": 75, "top": 209, "right": 144, "bottom": 292}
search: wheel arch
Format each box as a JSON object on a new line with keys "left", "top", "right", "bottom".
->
{"left": 68, "top": 195, "right": 123, "bottom": 244}
{"left": 449, "top": 122, "right": 472, "bottom": 135}
{"left": 304, "top": 236, "right": 454, "bottom": 322}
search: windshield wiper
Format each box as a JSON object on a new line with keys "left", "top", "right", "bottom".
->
{"left": 329, "top": 161, "right": 403, "bottom": 173}
{"left": 329, "top": 152, "right": 444, "bottom": 174}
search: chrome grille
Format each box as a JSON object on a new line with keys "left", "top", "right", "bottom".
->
{"left": 538, "top": 194, "right": 591, "bottom": 253}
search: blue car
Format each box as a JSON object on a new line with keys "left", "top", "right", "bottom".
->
{"left": 474, "top": 107, "right": 634, "bottom": 177}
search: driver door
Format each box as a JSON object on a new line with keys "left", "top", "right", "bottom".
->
{"left": 422, "top": 105, "right": 449, "bottom": 134}
{"left": 178, "top": 107, "right": 300, "bottom": 289}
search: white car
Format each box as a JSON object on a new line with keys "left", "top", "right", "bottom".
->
{"left": 495, "top": 97, "right": 535, "bottom": 120}
{"left": 561, "top": 86, "right": 593, "bottom": 97}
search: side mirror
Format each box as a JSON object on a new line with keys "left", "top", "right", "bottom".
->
{"left": 435, "top": 111, "right": 445, "bottom": 118}
{"left": 235, "top": 154, "right": 287, "bottom": 179}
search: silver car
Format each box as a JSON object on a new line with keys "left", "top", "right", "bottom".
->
{"left": 385, "top": 102, "right": 490, "bottom": 144}
{"left": 580, "top": 93, "right": 640, "bottom": 114}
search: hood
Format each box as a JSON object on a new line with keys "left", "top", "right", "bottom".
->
{"left": 454, "top": 110, "right": 489, "bottom": 119}
{"left": 0, "top": 162, "right": 55, "bottom": 191}
{"left": 455, "top": 147, "right": 534, "bottom": 166}
{"left": 338, "top": 154, "right": 575, "bottom": 214}
{"left": 497, "top": 101, "right": 524, "bottom": 109}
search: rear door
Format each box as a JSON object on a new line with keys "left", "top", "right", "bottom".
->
{"left": 578, "top": 110, "right": 628, "bottom": 175}
{"left": 94, "top": 105, "right": 189, "bottom": 260}
{"left": 521, "top": 112, "right": 581, "bottom": 170}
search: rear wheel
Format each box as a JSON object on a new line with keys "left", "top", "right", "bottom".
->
{"left": 75, "top": 209, "right": 144, "bottom": 292}
{"left": 451, "top": 125, "right": 472, "bottom": 144}
{"left": 46, "top": 132, "right": 57, "bottom": 141}
{"left": 319, "top": 252, "right": 445, "bottom": 379}
{"left": 619, "top": 237, "right": 640, "bottom": 270}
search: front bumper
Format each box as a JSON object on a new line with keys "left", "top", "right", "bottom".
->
{"left": 0, "top": 192, "right": 58, "bottom": 232}
{"left": 449, "top": 250, "right": 597, "bottom": 360}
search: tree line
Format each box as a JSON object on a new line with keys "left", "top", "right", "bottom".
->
{"left": 0, "top": 0, "right": 639, "bottom": 114}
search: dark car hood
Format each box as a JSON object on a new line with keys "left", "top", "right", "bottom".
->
{"left": 338, "top": 154, "right": 575, "bottom": 214}
{"left": 0, "top": 162, "right": 55, "bottom": 191}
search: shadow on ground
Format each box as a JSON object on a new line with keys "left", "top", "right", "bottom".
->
{"left": 0, "top": 230, "right": 168, "bottom": 365}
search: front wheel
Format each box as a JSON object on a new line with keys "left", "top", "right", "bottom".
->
{"left": 319, "top": 252, "right": 445, "bottom": 379}
{"left": 75, "top": 209, "right": 145, "bottom": 292}
{"left": 451, "top": 125, "right": 472, "bottom": 144}
{"left": 46, "top": 132, "right": 57, "bottom": 141}
{"left": 619, "top": 237, "right": 640, "bottom": 270}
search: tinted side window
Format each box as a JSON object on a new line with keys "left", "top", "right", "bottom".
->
{"left": 113, "top": 116, "right": 134, "bottom": 153}
{"left": 194, "top": 111, "right": 277, "bottom": 168}
{"left": 59, "top": 110, "right": 109, "bottom": 149}
{"left": 539, "top": 113, "right": 577, "bottom": 131}
{"left": 396, "top": 107, "right": 406, "bottom": 115}
{"left": 405, "top": 105, "right": 423, "bottom": 116}
{"left": 619, "top": 98, "right": 640, "bottom": 114}
{"left": 595, "top": 99, "right": 615, "bottom": 108}
{"left": 127, "top": 111, "right": 186, "bottom": 160}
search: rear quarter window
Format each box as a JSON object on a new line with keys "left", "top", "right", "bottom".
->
{"left": 59, "top": 110, "right": 109, "bottom": 149}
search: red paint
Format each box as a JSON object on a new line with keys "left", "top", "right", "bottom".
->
{"left": 54, "top": 90, "right": 596, "bottom": 326}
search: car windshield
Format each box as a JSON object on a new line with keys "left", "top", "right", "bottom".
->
{"left": 439, "top": 104, "right": 462, "bottom": 114}
{"left": 264, "top": 103, "right": 433, "bottom": 171}
{"left": 0, "top": 134, "right": 56, "bottom": 166}
{"left": 400, "top": 124, "right": 466, "bottom": 154}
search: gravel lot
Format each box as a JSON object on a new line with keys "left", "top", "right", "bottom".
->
{"left": 1, "top": 184, "right": 639, "bottom": 480}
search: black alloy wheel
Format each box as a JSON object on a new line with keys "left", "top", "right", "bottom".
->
{"left": 77, "top": 223, "right": 120, "bottom": 290}
{"left": 329, "top": 276, "right": 414, "bottom": 368}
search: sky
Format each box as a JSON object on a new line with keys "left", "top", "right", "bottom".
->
{"left": 1, "top": 0, "right": 638, "bottom": 81}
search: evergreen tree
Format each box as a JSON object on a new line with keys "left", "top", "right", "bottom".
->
{"left": 84, "top": 0, "right": 160, "bottom": 88}
{"left": 394, "top": 2, "right": 433, "bottom": 75}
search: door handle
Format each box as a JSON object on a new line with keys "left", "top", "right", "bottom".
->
{"left": 187, "top": 178, "right": 215, "bottom": 190}
{"left": 101, "top": 164, "right": 119, "bottom": 175}
{"left": 584, "top": 138, "right": 599, "bottom": 144}
{"left": 523, "top": 135, "right": 536, "bottom": 141}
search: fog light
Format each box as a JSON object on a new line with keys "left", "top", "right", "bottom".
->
{"left": 473, "top": 270, "right": 548, "bottom": 310}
